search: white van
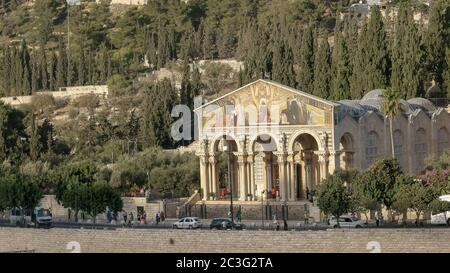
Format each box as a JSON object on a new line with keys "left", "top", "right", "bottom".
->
{"left": 430, "top": 195, "right": 450, "bottom": 225}
{"left": 9, "top": 207, "right": 53, "bottom": 228}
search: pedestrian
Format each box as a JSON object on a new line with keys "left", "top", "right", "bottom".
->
{"left": 271, "top": 186, "right": 276, "bottom": 199}
{"left": 107, "top": 211, "right": 112, "bottom": 223}
{"left": 156, "top": 212, "right": 160, "bottom": 224}
{"left": 375, "top": 211, "right": 380, "bottom": 227}
{"left": 283, "top": 219, "right": 288, "bottom": 231}
{"left": 160, "top": 211, "right": 165, "bottom": 222}
{"left": 143, "top": 211, "right": 147, "bottom": 225}
{"left": 122, "top": 211, "right": 127, "bottom": 224}
{"left": 304, "top": 210, "right": 309, "bottom": 225}
{"left": 236, "top": 209, "right": 242, "bottom": 223}
{"left": 276, "top": 221, "right": 280, "bottom": 231}
{"left": 128, "top": 212, "right": 134, "bottom": 226}
{"left": 68, "top": 208, "right": 71, "bottom": 221}
{"left": 306, "top": 187, "right": 310, "bottom": 201}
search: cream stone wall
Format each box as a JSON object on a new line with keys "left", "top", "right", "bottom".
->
{"left": 1, "top": 227, "right": 450, "bottom": 253}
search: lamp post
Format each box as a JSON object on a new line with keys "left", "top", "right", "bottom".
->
{"left": 223, "top": 136, "right": 234, "bottom": 228}
{"left": 261, "top": 190, "right": 266, "bottom": 229}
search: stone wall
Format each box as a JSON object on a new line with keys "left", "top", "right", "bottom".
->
{"left": 1, "top": 227, "right": 450, "bottom": 253}
{"left": 0, "top": 85, "right": 108, "bottom": 106}
{"left": 37, "top": 195, "right": 164, "bottom": 222}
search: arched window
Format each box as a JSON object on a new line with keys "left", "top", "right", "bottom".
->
{"left": 438, "top": 127, "right": 449, "bottom": 155}
{"left": 415, "top": 128, "right": 427, "bottom": 169}
{"left": 366, "top": 131, "right": 379, "bottom": 165}
{"left": 393, "top": 130, "right": 403, "bottom": 164}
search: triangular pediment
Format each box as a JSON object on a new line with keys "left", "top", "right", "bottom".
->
{"left": 196, "top": 80, "right": 336, "bottom": 128}
{"left": 195, "top": 79, "right": 337, "bottom": 111}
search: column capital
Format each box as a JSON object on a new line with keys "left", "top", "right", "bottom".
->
{"left": 315, "top": 151, "right": 329, "bottom": 163}
{"left": 199, "top": 154, "right": 209, "bottom": 164}
{"left": 274, "top": 152, "right": 287, "bottom": 163}
{"left": 234, "top": 152, "right": 247, "bottom": 164}
{"left": 208, "top": 155, "right": 217, "bottom": 164}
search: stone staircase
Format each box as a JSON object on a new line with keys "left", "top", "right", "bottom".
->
{"left": 176, "top": 191, "right": 201, "bottom": 218}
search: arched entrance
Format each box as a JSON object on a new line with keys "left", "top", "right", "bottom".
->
{"left": 291, "top": 133, "right": 319, "bottom": 201}
{"left": 213, "top": 135, "right": 239, "bottom": 200}
{"left": 339, "top": 133, "right": 354, "bottom": 170}
{"left": 252, "top": 134, "right": 278, "bottom": 200}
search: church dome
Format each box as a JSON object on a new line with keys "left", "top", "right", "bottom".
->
{"left": 361, "top": 89, "right": 385, "bottom": 101}
{"left": 407, "top": 97, "right": 436, "bottom": 112}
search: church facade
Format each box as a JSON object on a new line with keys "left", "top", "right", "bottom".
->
{"left": 194, "top": 79, "right": 450, "bottom": 202}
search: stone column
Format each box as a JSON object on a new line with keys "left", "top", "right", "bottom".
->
{"left": 317, "top": 152, "right": 328, "bottom": 183}
{"left": 199, "top": 155, "right": 210, "bottom": 201}
{"left": 276, "top": 153, "right": 288, "bottom": 201}
{"left": 328, "top": 151, "right": 340, "bottom": 175}
{"left": 287, "top": 153, "right": 296, "bottom": 201}
{"left": 236, "top": 153, "right": 248, "bottom": 201}
{"left": 209, "top": 155, "right": 217, "bottom": 199}
{"left": 247, "top": 154, "right": 254, "bottom": 200}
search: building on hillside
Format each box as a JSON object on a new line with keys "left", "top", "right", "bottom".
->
{"left": 194, "top": 79, "right": 450, "bottom": 202}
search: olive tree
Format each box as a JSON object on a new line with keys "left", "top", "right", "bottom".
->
{"left": 317, "top": 173, "right": 351, "bottom": 227}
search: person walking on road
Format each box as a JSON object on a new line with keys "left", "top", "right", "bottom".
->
{"left": 236, "top": 209, "right": 242, "bottom": 223}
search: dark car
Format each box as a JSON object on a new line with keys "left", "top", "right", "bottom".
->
{"left": 210, "top": 218, "right": 245, "bottom": 230}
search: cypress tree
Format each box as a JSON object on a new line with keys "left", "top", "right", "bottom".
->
{"left": 313, "top": 35, "right": 331, "bottom": 99}
{"left": 0, "top": 105, "right": 6, "bottom": 162}
{"left": 56, "top": 39, "right": 66, "bottom": 89}
{"left": 31, "top": 54, "right": 38, "bottom": 93}
{"left": 331, "top": 19, "right": 351, "bottom": 100}
{"left": 391, "top": 4, "right": 424, "bottom": 99}
{"left": 29, "top": 113, "right": 39, "bottom": 161}
{"left": 423, "top": 0, "right": 448, "bottom": 85}
{"left": 49, "top": 51, "right": 57, "bottom": 91}
{"left": 180, "top": 55, "right": 192, "bottom": 108}
{"left": 15, "top": 46, "right": 23, "bottom": 95}
{"left": 11, "top": 47, "right": 18, "bottom": 96}
{"left": 21, "top": 40, "right": 31, "bottom": 95}
{"left": 40, "top": 45, "right": 48, "bottom": 90}
{"left": 192, "top": 63, "right": 202, "bottom": 97}
{"left": 67, "top": 59, "right": 76, "bottom": 87}
{"left": 99, "top": 43, "right": 108, "bottom": 83}
{"left": 297, "top": 25, "right": 315, "bottom": 93}
{"left": 2, "top": 47, "right": 11, "bottom": 96}
{"left": 349, "top": 22, "right": 368, "bottom": 99}
{"left": 444, "top": 48, "right": 450, "bottom": 98}
{"left": 78, "top": 47, "right": 86, "bottom": 86}
{"left": 365, "top": 6, "right": 389, "bottom": 90}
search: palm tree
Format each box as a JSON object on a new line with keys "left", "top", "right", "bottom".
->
{"left": 381, "top": 87, "right": 402, "bottom": 159}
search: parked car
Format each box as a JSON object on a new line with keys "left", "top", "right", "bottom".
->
{"left": 172, "top": 217, "right": 202, "bottom": 229}
{"left": 210, "top": 218, "right": 245, "bottom": 230}
{"left": 328, "top": 215, "right": 367, "bottom": 228}
{"left": 430, "top": 195, "right": 450, "bottom": 225}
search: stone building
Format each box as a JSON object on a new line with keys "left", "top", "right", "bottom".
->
{"left": 194, "top": 79, "right": 450, "bottom": 202}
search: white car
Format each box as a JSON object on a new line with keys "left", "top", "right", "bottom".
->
{"left": 172, "top": 217, "right": 202, "bottom": 229}
{"left": 430, "top": 195, "right": 450, "bottom": 225}
{"left": 329, "top": 215, "right": 367, "bottom": 228}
